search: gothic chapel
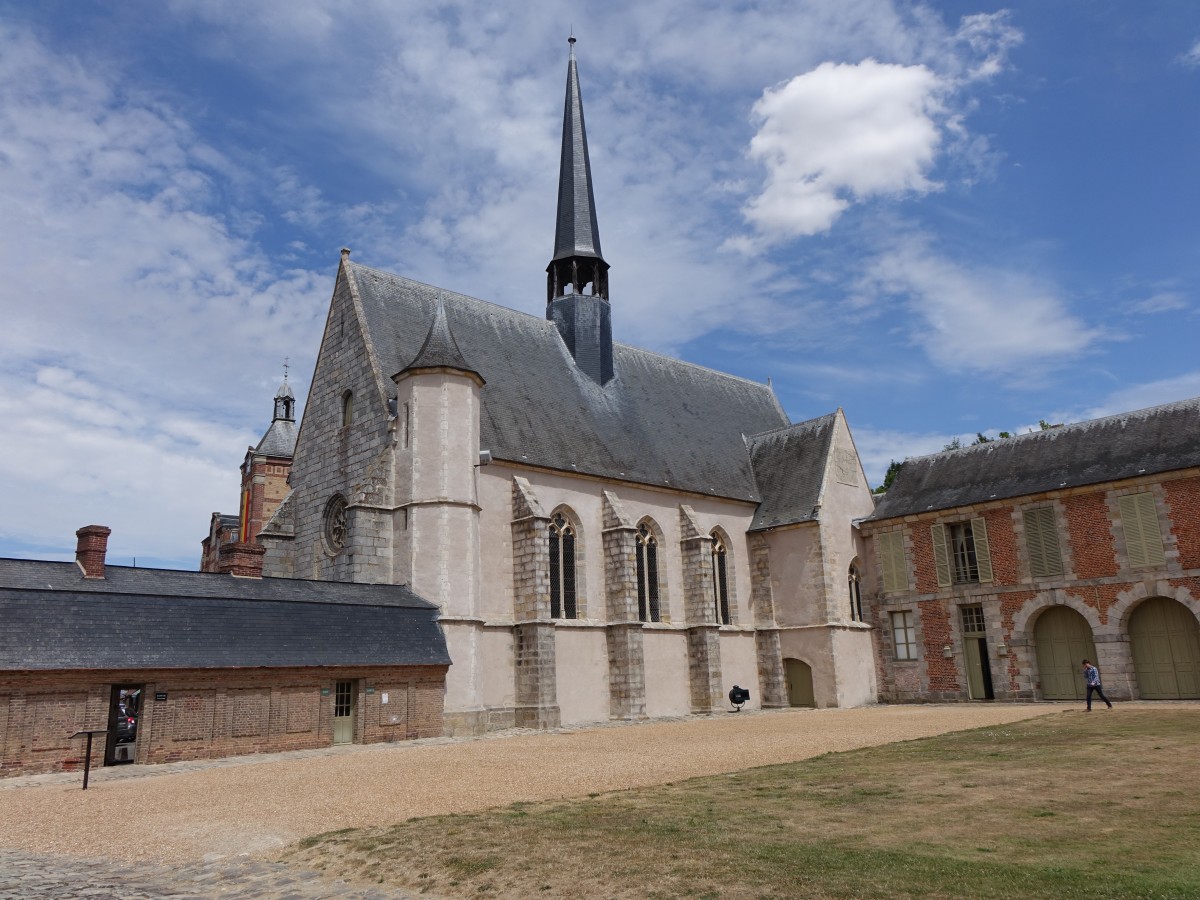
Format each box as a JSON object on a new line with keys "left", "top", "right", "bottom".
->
{"left": 255, "top": 40, "right": 879, "bottom": 734}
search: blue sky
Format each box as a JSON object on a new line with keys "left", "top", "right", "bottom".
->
{"left": 1, "top": 1, "right": 1198, "bottom": 569}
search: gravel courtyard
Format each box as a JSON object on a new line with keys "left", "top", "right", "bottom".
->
{"left": 0, "top": 704, "right": 1065, "bottom": 866}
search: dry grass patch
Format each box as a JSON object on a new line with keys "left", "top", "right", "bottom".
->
{"left": 279, "top": 708, "right": 1200, "bottom": 898}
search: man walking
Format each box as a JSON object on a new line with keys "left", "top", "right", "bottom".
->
{"left": 1082, "top": 659, "right": 1113, "bottom": 711}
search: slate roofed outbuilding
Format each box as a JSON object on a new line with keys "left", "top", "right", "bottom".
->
{"left": 0, "top": 559, "right": 450, "bottom": 671}
{"left": 349, "top": 262, "right": 790, "bottom": 502}
{"left": 747, "top": 413, "right": 838, "bottom": 531}
{"left": 869, "top": 397, "right": 1200, "bottom": 522}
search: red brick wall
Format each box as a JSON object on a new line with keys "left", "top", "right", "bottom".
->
{"left": 1063, "top": 493, "right": 1119, "bottom": 578}
{"left": 912, "top": 526, "right": 938, "bottom": 594}
{"left": 0, "top": 665, "right": 447, "bottom": 778}
{"left": 981, "top": 507, "right": 1019, "bottom": 586}
{"left": 917, "top": 600, "right": 957, "bottom": 693}
{"left": 1166, "top": 477, "right": 1200, "bottom": 570}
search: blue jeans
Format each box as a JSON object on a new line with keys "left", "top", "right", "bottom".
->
{"left": 1086, "top": 683, "right": 1112, "bottom": 710}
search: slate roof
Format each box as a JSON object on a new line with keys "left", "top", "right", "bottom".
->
{"left": 256, "top": 417, "right": 297, "bottom": 457}
{"left": 0, "top": 559, "right": 450, "bottom": 671}
{"left": 553, "top": 42, "right": 603, "bottom": 263}
{"left": 869, "top": 397, "right": 1200, "bottom": 521}
{"left": 350, "top": 262, "right": 789, "bottom": 501}
{"left": 747, "top": 413, "right": 837, "bottom": 530}
{"left": 401, "top": 298, "right": 480, "bottom": 379}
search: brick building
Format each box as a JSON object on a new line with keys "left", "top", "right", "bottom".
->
{"left": 0, "top": 526, "right": 449, "bottom": 777}
{"left": 201, "top": 378, "right": 297, "bottom": 572}
{"left": 861, "top": 399, "right": 1200, "bottom": 702}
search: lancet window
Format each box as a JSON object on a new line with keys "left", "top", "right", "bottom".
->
{"left": 548, "top": 511, "right": 577, "bottom": 619}
{"left": 636, "top": 521, "right": 661, "bottom": 623}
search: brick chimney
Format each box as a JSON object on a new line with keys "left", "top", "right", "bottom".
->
{"left": 75, "top": 525, "right": 112, "bottom": 579}
{"left": 217, "top": 541, "right": 266, "bottom": 578}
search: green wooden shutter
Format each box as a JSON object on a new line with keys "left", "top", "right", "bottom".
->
{"left": 880, "top": 531, "right": 907, "bottom": 593}
{"left": 971, "top": 517, "right": 993, "bottom": 583}
{"left": 1120, "top": 493, "right": 1164, "bottom": 568}
{"left": 931, "top": 524, "right": 951, "bottom": 588}
{"left": 1024, "top": 507, "right": 1063, "bottom": 578}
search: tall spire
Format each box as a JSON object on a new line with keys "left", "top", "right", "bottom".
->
{"left": 547, "top": 37, "right": 614, "bottom": 386}
{"left": 547, "top": 35, "right": 609, "bottom": 302}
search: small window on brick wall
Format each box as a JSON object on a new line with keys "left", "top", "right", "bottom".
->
{"left": 891, "top": 610, "right": 918, "bottom": 660}
{"left": 931, "top": 519, "right": 993, "bottom": 587}
{"left": 1118, "top": 492, "right": 1166, "bottom": 568}
{"left": 877, "top": 530, "right": 908, "bottom": 593}
{"left": 1023, "top": 506, "right": 1064, "bottom": 578}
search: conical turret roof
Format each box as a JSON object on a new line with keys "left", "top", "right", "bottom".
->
{"left": 399, "top": 297, "right": 483, "bottom": 382}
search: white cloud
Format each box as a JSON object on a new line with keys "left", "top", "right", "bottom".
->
{"left": 1077, "top": 371, "right": 1200, "bottom": 421}
{"left": 1130, "top": 291, "right": 1189, "bottom": 314}
{"left": 0, "top": 21, "right": 330, "bottom": 565}
{"left": 736, "top": 10, "right": 1021, "bottom": 248}
{"left": 740, "top": 60, "right": 945, "bottom": 241}
{"left": 1181, "top": 39, "right": 1200, "bottom": 68}
{"left": 856, "top": 238, "right": 1103, "bottom": 374}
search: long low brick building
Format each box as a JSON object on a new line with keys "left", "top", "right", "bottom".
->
{"left": 0, "top": 527, "right": 449, "bottom": 777}
{"left": 861, "top": 399, "right": 1200, "bottom": 703}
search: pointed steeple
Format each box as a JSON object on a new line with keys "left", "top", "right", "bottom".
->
{"left": 547, "top": 36, "right": 609, "bottom": 302}
{"left": 547, "top": 37, "right": 614, "bottom": 386}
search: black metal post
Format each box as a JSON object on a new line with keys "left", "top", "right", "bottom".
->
{"left": 82, "top": 733, "right": 93, "bottom": 790}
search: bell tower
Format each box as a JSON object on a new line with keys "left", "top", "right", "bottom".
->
{"left": 546, "top": 37, "right": 613, "bottom": 386}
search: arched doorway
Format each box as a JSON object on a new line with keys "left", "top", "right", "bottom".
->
{"left": 1129, "top": 598, "right": 1200, "bottom": 699}
{"left": 1033, "top": 607, "right": 1097, "bottom": 700}
{"left": 784, "top": 659, "right": 815, "bottom": 708}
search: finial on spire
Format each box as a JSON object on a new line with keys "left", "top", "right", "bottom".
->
{"left": 283, "top": 357, "right": 290, "bottom": 382}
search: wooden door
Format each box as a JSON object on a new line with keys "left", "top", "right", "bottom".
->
{"left": 1130, "top": 598, "right": 1200, "bottom": 699}
{"left": 1034, "top": 607, "right": 1097, "bottom": 700}
{"left": 785, "top": 659, "right": 815, "bottom": 708}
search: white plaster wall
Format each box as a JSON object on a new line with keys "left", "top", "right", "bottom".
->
{"left": 441, "top": 622, "right": 483, "bottom": 716}
{"left": 478, "top": 627, "right": 516, "bottom": 712}
{"left": 831, "top": 627, "right": 878, "bottom": 707}
{"left": 643, "top": 629, "right": 691, "bottom": 717}
{"left": 779, "top": 626, "right": 838, "bottom": 708}
{"left": 476, "top": 464, "right": 758, "bottom": 626}
{"left": 718, "top": 631, "right": 762, "bottom": 711}
{"left": 554, "top": 626, "right": 611, "bottom": 725}
{"left": 765, "top": 526, "right": 824, "bottom": 628}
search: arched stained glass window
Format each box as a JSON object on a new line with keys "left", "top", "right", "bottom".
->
{"left": 636, "top": 522, "right": 661, "bottom": 623}
{"left": 848, "top": 564, "right": 863, "bottom": 622}
{"left": 549, "top": 512, "right": 577, "bottom": 619}
{"left": 711, "top": 533, "right": 731, "bottom": 625}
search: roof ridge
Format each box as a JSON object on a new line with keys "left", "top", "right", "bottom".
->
{"left": 899, "top": 395, "right": 1200, "bottom": 466}
{"left": 345, "top": 260, "right": 779, "bottom": 393}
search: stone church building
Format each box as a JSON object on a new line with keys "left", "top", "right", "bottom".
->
{"left": 251, "top": 42, "right": 878, "bottom": 735}
{"left": 213, "top": 41, "right": 1198, "bottom": 736}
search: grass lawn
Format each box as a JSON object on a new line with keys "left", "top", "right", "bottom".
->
{"left": 279, "top": 708, "right": 1200, "bottom": 898}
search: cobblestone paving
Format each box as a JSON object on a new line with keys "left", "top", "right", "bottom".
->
{"left": 0, "top": 849, "right": 409, "bottom": 898}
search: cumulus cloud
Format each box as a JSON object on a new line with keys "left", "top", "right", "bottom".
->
{"left": 0, "top": 21, "right": 330, "bottom": 564}
{"left": 740, "top": 60, "right": 944, "bottom": 241}
{"left": 857, "top": 239, "right": 1103, "bottom": 374}
{"left": 737, "top": 11, "right": 1021, "bottom": 248}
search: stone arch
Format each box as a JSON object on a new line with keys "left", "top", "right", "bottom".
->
{"left": 1011, "top": 592, "right": 1103, "bottom": 638}
{"left": 636, "top": 517, "right": 667, "bottom": 623}
{"left": 548, "top": 505, "right": 586, "bottom": 619}
{"left": 709, "top": 526, "right": 737, "bottom": 625}
{"left": 1110, "top": 582, "right": 1200, "bottom": 635}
